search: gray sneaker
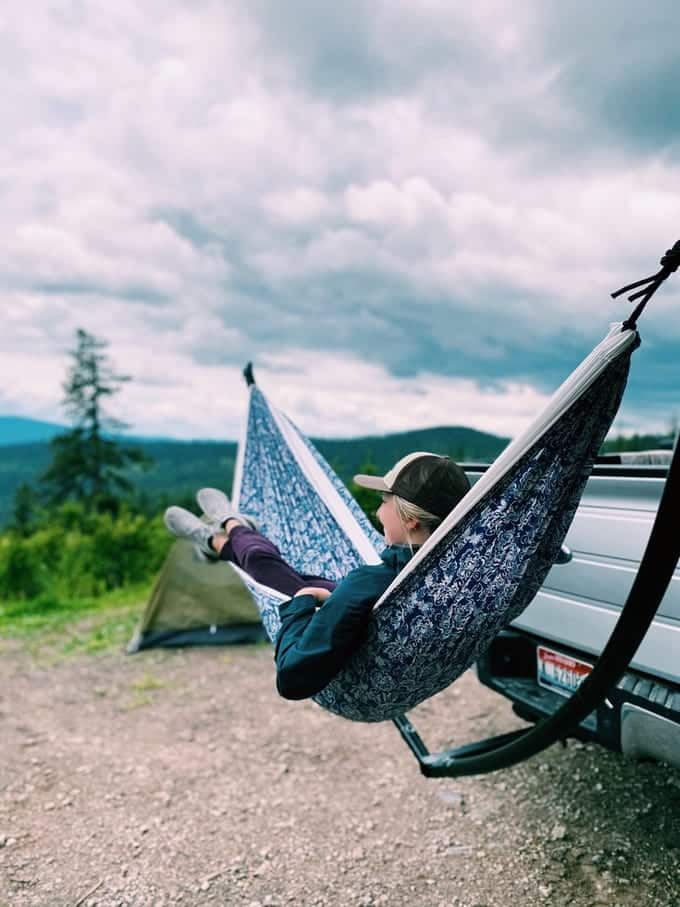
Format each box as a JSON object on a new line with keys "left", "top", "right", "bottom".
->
{"left": 196, "top": 488, "right": 258, "bottom": 531}
{"left": 164, "top": 506, "right": 217, "bottom": 560}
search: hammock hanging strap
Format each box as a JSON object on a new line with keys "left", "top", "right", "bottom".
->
{"left": 613, "top": 239, "right": 680, "bottom": 329}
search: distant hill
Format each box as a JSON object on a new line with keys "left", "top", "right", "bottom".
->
{"left": 0, "top": 416, "right": 66, "bottom": 445}
{"left": 0, "top": 439, "right": 237, "bottom": 528}
{"left": 0, "top": 425, "right": 509, "bottom": 528}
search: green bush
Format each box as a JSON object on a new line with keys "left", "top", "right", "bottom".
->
{"left": 0, "top": 504, "right": 172, "bottom": 606}
{"left": 0, "top": 536, "right": 47, "bottom": 599}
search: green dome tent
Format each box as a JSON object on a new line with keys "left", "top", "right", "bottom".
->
{"left": 126, "top": 540, "right": 266, "bottom": 652}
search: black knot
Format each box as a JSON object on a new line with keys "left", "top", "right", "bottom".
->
{"left": 611, "top": 239, "right": 680, "bottom": 330}
{"left": 660, "top": 240, "right": 680, "bottom": 274}
{"left": 243, "top": 362, "right": 256, "bottom": 387}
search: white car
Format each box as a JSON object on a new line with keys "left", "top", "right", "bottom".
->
{"left": 473, "top": 452, "right": 680, "bottom": 771}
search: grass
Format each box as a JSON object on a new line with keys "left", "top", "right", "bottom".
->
{"left": 0, "top": 581, "right": 272, "bottom": 664}
{"left": 0, "top": 582, "right": 151, "bottom": 658}
{"left": 121, "top": 673, "right": 171, "bottom": 709}
{"left": 122, "top": 692, "right": 154, "bottom": 710}
{"left": 130, "top": 671, "right": 167, "bottom": 692}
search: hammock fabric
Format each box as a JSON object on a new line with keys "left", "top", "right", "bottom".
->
{"left": 230, "top": 325, "right": 638, "bottom": 722}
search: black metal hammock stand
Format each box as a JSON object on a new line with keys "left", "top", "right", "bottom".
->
{"left": 233, "top": 242, "right": 680, "bottom": 778}
{"left": 394, "top": 241, "right": 680, "bottom": 777}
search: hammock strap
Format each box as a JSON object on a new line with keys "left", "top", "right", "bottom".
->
{"left": 612, "top": 239, "right": 680, "bottom": 330}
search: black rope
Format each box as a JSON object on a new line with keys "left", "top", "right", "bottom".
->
{"left": 612, "top": 240, "right": 680, "bottom": 330}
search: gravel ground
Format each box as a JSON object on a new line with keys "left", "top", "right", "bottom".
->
{"left": 0, "top": 639, "right": 679, "bottom": 907}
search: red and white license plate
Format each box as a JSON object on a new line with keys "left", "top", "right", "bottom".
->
{"left": 537, "top": 645, "right": 592, "bottom": 698}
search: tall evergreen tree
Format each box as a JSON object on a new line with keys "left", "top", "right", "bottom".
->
{"left": 41, "top": 328, "right": 150, "bottom": 510}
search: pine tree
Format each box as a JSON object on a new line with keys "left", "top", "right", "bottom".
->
{"left": 41, "top": 329, "right": 150, "bottom": 510}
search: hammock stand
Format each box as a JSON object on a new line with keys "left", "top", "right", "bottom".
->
{"left": 233, "top": 243, "right": 680, "bottom": 777}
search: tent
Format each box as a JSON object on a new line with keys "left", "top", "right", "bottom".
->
{"left": 126, "top": 539, "right": 267, "bottom": 652}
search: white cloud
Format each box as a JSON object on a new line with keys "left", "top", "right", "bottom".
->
{"left": 256, "top": 349, "right": 550, "bottom": 439}
{"left": 263, "top": 188, "right": 332, "bottom": 225}
{"left": 1, "top": 1, "right": 679, "bottom": 442}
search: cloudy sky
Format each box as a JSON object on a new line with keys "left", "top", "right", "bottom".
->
{"left": 3, "top": 1, "right": 680, "bottom": 441}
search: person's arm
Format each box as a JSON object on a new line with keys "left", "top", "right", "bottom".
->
{"left": 274, "top": 565, "right": 392, "bottom": 700}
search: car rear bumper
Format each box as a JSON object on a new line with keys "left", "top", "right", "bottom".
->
{"left": 477, "top": 629, "right": 680, "bottom": 770}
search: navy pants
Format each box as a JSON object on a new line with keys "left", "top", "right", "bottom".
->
{"left": 218, "top": 526, "right": 337, "bottom": 597}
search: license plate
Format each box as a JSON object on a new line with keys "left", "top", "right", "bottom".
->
{"left": 537, "top": 645, "right": 592, "bottom": 698}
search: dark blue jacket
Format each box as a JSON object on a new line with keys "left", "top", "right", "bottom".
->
{"left": 275, "top": 545, "right": 415, "bottom": 700}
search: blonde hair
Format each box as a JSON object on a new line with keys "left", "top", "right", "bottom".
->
{"left": 393, "top": 495, "right": 441, "bottom": 551}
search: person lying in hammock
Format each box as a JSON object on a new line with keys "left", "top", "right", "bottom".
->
{"left": 164, "top": 452, "right": 470, "bottom": 701}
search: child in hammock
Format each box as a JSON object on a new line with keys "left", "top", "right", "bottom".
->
{"left": 164, "top": 452, "right": 470, "bottom": 700}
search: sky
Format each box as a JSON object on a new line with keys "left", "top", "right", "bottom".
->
{"left": 3, "top": 1, "right": 680, "bottom": 441}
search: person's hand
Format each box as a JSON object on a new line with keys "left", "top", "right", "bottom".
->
{"left": 294, "top": 586, "right": 332, "bottom": 603}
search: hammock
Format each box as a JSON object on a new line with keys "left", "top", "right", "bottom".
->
{"left": 229, "top": 324, "right": 638, "bottom": 723}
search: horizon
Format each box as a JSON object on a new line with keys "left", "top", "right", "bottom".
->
{"left": 1, "top": 411, "right": 674, "bottom": 447}
{"left": 0, "top": 412, "right": 510, "bottom": 444}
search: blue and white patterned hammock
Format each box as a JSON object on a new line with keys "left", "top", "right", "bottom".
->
{"left": 229, "top": 325, "right": 638, "bottom": 723}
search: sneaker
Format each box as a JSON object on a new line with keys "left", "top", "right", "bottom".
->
{"left": 164, "top": 506, "right": 217, "bottom": 560}
{"left": 196, "top": 487, "right": 258, "bottom": 531}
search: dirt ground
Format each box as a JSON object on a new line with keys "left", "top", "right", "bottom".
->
{"left": 1, "top": 638, "right": 679, "bottom": 907}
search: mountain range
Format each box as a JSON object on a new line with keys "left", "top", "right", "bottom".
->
{"left": 0, "top": 416, "right": 67, "bottom": 445}
{"left": 0, "top": 416, "right": 509, "bottom": 527}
